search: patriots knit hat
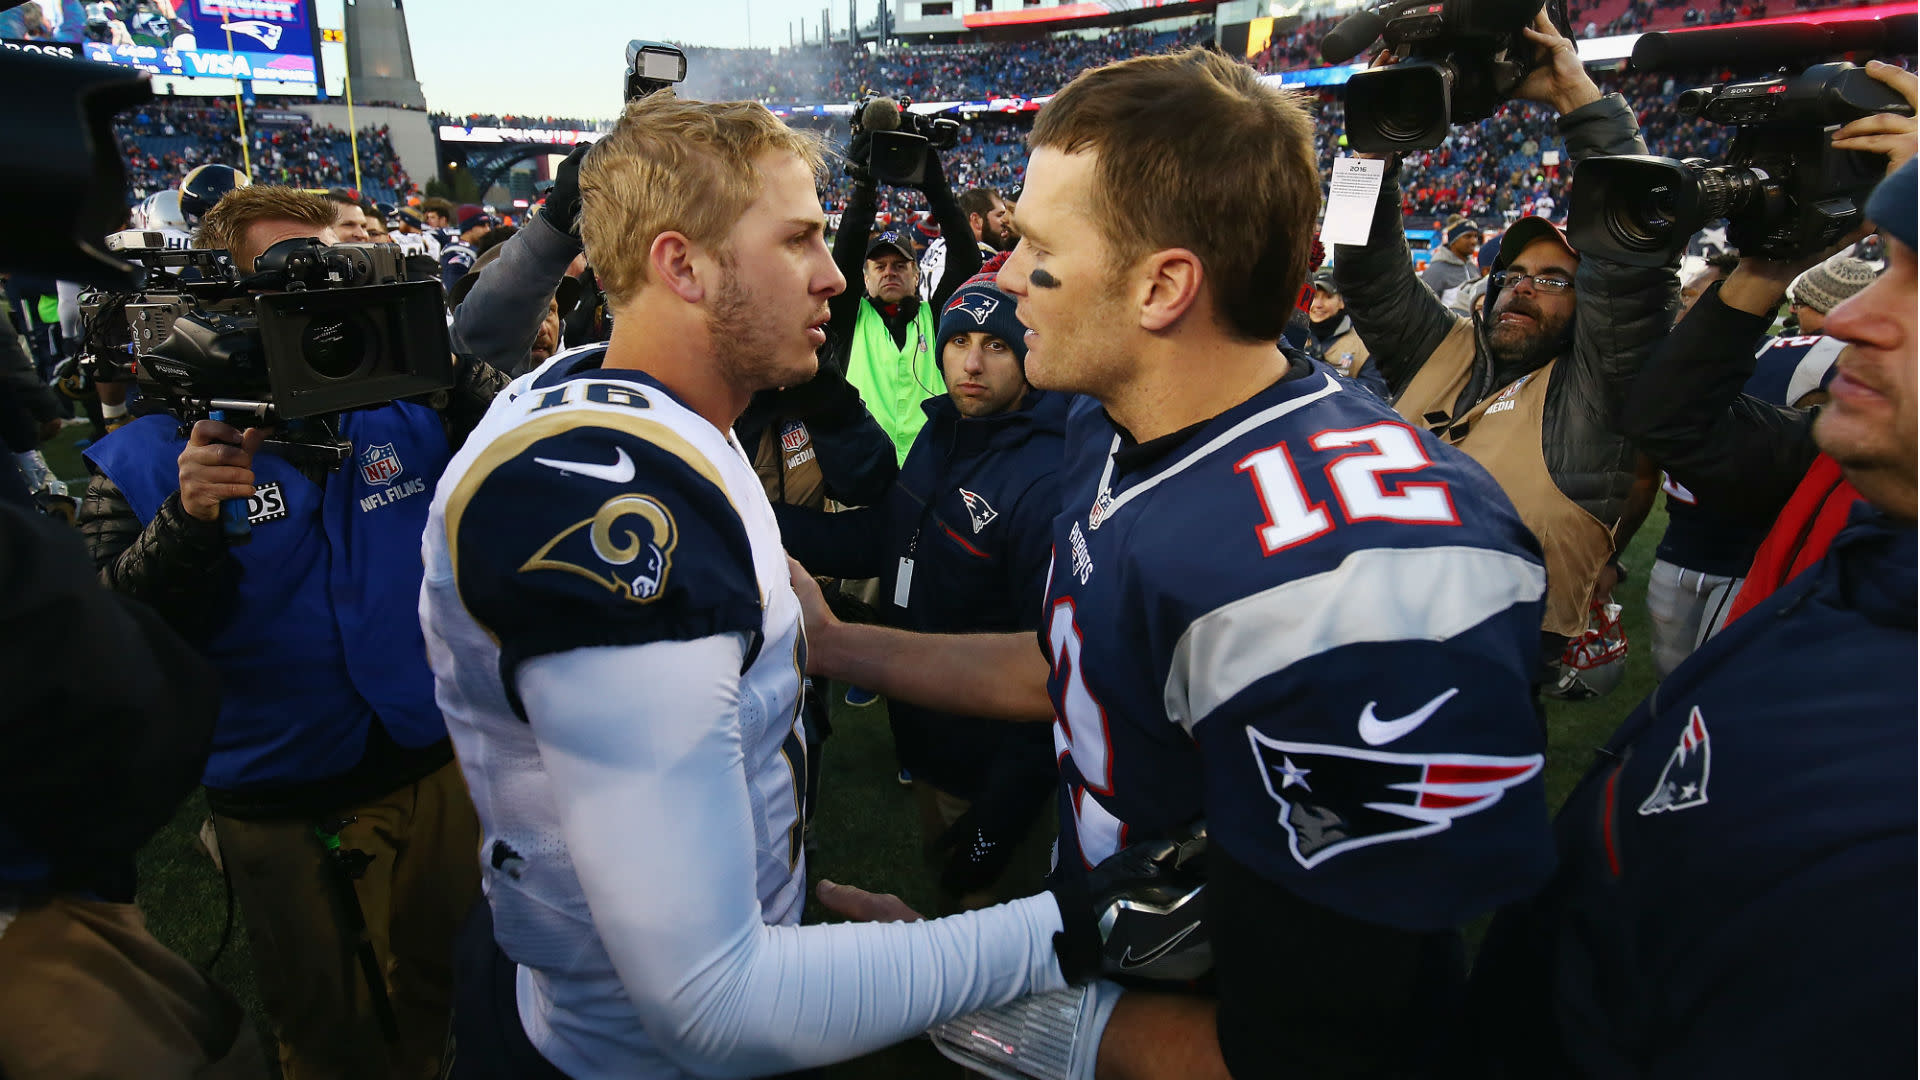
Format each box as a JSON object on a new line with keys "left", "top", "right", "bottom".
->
{"left": 456, "top": 204, "right": 495, "bottom": 231}
{"left": 1868, "top": 155, "right": 1917, "bottom": 254}
{"left": 1789, "top": 255, "right": 1878, "bottom": 315}
{"left": 1444, "top": 219, "right": 1482, "bottom": 245}
{"left": 937, "top": 253, "right": 1027, "bottom": 367}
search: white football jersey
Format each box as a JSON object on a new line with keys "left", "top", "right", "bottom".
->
{"left": 419, "top": 343, "right": 807, "bottom": 1075}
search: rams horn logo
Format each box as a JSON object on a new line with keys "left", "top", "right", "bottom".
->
{"left": 520, "top": 494, "right": 678, "bottom": 602}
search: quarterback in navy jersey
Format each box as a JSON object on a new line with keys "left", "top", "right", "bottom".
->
{"left": 798, "top": 50, "right": 1556, "bottom": 1079}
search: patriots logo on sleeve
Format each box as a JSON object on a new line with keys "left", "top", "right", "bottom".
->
{"left": 520, "top": 493, "right": 679, "bottom": 602}
{"left": 1638, "top": 706, "right": 1711, "bottom": 816}
{"left": 1247, "top": 729, "right": 1543, "bottom": 869}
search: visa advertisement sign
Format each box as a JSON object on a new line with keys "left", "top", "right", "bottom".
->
{"left": 49, "top": 0, "right": 320, "bottom": 84}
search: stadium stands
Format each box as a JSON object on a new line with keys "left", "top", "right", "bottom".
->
{"left": 117, "top": 98, "right": 415, "bottom": 208}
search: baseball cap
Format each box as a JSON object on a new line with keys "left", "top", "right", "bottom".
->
{"left": 1494, "top": 216, "right": 1578, "bottom": 273}
{"left": 866, "top": 230, "right": 916, "bottom": 263}
{"left": 1311, "top": 268, "right": 1339, "bottom": 293}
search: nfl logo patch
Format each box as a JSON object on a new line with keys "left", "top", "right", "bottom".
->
{"left": 780, "top": 421, "right": 810, "bottom": 454}
{"left": 359, "top": 443, "right": 404, "bottom": 486}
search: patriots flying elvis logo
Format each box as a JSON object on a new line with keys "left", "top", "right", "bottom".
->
{"left": 1638, "top": 706, "right": 1711, "bottom": 815}
{"left": 1248, "top": 730, "right": 1542, "bottom": 869}
{"left": 220, "top": 19, "right": 283, "bottom": 49}
{"left": 960, "top": 487, "right": 998, "bottom": 533}
{"left": 953, "top": 292, "right": 999, "bottom": 326}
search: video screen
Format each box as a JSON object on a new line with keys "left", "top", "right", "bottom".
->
{"left": 0, "top": 0, "right": 317, "bottom": 86}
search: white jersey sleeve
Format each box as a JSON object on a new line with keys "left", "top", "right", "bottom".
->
{"left": 521, "top": 637, "right": 1067, "bottom": 1077}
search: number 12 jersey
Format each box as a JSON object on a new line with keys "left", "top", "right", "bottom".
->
{"left": 1044, "top": 362, "right": 1557, "bottom": 932}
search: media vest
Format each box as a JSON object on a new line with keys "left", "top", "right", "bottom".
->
{"left": 85, "top": 406, "right": 452, "bottom": 792}
{"left": 1394, "top": 322, "right": 1614, "bottom": 638}
{"left": 847, "top": 299, "right": 940, "bottom": 466}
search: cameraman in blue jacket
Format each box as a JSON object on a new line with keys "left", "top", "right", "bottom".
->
{"left": 779, "top": 265, "right": 1067, "bottom": 910}
{"left": 74, "top": 186, "right": 505, "bottom": 1080}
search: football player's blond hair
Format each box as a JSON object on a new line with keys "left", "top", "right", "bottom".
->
{"left": 194, "top": 185, "right": 335, "bottom": 271}
{"left": 578, "top": 92, "right": 826, "bottom": 310}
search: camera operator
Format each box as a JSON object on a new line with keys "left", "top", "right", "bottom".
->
{"left": 831, "top": 113, "right": 983, "bottom": 465}
{"left": 918, "top": 186, "right": 1013, "bottom": 300}
{"left": 1468, "top": 155, "right": 1917, "bottom": 1078}
{"left": 1334, "top": 11, "right": 1676, "bottom": 654}
{"left": 0, "top": 499, "right": 266, "bottom": 1079}
{"left": 73, "top": 185, "right": 508, "bottom": 1079}
{"left": 778, "top": 264, "right": 1065, "bottom": 913}
{"left": 1622, "top": 60, "right": 1915, "bottom": 630}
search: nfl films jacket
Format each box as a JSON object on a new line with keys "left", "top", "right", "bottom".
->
{"left": 74, "top": 357, "right": 507, "bottom": 818}
{"left": 775, "top": 389, "right": 1068, "bottom": 800}
{"left": 1333, "top": 93, "right": 1676, "bottom": 541}
{"left": 1467, "top": 503, "right": 1916, "bottom": 1076}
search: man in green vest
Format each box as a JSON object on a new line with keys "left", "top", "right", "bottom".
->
{"left": 825, "top": 148, "right": 981, "bottom": 467}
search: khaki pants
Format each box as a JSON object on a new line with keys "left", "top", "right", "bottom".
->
{"left": 212, "top": 761, "right": 480, "bottom": 1080}
{"left": 0, "top": 894, "right": 267, "bottom": 1080}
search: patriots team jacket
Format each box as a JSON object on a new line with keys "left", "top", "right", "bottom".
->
{"left": 1468, "top": 504, "right": 1917, "bottom": 1076}
{"left": 776, "top": 389, "right": 1068, "bottom": 799}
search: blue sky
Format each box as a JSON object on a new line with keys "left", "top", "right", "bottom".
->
{"left": 404, "top": 0, "right": 856, "bottom": 118}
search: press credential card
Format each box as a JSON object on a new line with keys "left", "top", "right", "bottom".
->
{"left": 1321, "top": 157, "right": 1387, "bottom": 247}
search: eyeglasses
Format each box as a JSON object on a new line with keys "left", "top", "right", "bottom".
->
{"left": 1490, "top": 270, "right": 1574, "bottom": 295}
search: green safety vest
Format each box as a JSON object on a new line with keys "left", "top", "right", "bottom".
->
{"left": 847, "top": 299, "right": 941, "bottom": 466}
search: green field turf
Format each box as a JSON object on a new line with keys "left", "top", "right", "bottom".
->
{"left": 39, "top": 425, "right": 1664, "bottom": 1077}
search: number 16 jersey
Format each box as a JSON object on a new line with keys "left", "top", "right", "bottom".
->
{"left": 1044, "top": 360, "right": 1556, "bottom": 932}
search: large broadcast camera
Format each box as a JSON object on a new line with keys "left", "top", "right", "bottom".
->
{"left": 1567, "top": 17, "right": 1916, "bottom": 266}
{"left": 1322, "top": 0, "right": 1571, "bottom": 152}
{"left": 849, "top": 95, "right": 961, "bottom": 187}
{"left": 81, "top": 234, "right": 453, "bottom": 427}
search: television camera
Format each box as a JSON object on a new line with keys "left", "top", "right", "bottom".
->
{"left": 1566, "top": 17, "right": 1916, "bottom": 266}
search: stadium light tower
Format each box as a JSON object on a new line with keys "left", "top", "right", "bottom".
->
{"left": 343, "top": 0, "right": 426, "bottom": 110}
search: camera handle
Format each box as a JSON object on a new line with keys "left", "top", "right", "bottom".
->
{"left": 209, "top": 405, "right": 255, "bottom": 545}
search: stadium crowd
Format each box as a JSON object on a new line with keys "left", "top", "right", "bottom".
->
{"left": 118, "top": 97, "right": 415, "bottom": 205}
{"left": 3, "top": 12, "right": 1917, "bottom": 1080}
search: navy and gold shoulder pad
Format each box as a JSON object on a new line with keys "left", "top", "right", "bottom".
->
{"left": 446, "top": 412, "right": 761, "bottom": 670}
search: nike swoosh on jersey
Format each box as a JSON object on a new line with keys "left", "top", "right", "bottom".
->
{"left": 1357, "top": 687, "right": 1460, "bottom": 747}
{"left": 533, "top": 446, "right": 636, "bottom": 484}
{"left": 1117, "top": 920, "right": 1200, "bottom": 971}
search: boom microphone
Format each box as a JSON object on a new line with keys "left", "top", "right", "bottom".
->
{"left": 1321, "top": 11, "right": 1389, "bottom": 64}
{"left": 860, "top": 96, "right": 903, "bottom": 132}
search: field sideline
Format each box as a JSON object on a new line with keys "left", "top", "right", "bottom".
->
{"left": 42, "top": 427, "right": 1666, "bottom": 1077}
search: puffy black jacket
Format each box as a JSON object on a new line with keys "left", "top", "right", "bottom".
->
{"left": 1620, "top": 280, "right": 1819, "bottom": 524}
{"left": 1333, "top": 94, "right": 1678, "bottom": 533}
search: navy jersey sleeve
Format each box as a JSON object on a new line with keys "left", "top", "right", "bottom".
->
{"left": 447, "top": 420, "right": 762, "bottom": 676}
{"left": 440, "top": 246, "right": 475, "bottom": 290}
{"left": 1182, "top": 544, "right": 1557, "bottom": 932}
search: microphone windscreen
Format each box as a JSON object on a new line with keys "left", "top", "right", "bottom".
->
{"left": 1321, "top": 11, "right": 1388, "bottom": 64}
{"left": 860, "top": 96, "right": 903, "bottom": 131}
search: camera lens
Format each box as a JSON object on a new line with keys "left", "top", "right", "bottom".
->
{"left": 1693, "top": 166, "right": 1760, "bottom": 222}
{"left": 1605, "top": 183, "right": 1683, "bottom": 251}
{"left": 300, "top": 315, "right": 369, "bottom": 380}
